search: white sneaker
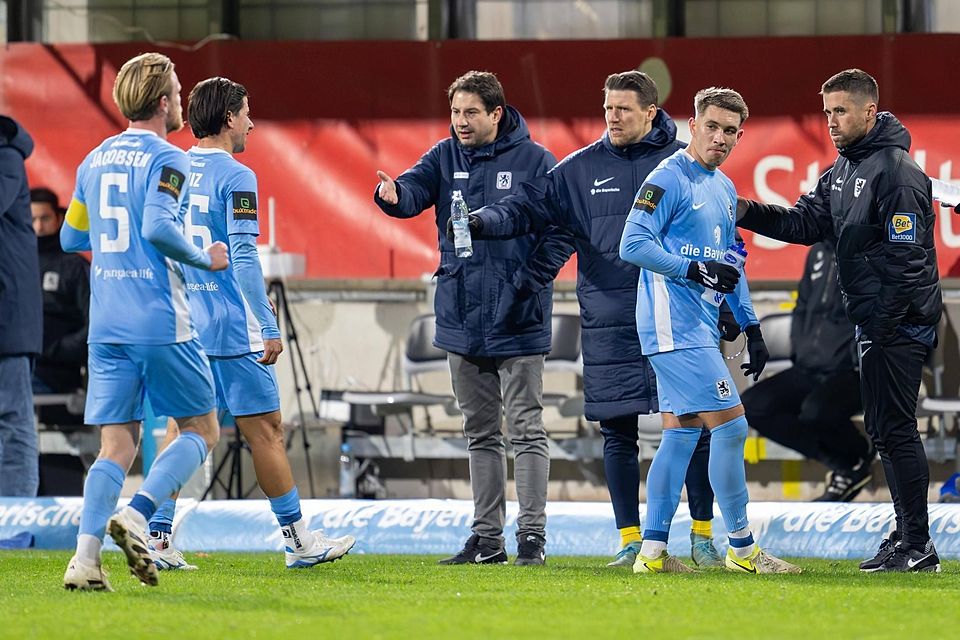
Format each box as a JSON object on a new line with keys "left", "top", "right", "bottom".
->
{"left": 284, "top": 526, "right": 356, "bottom": 568}
{"left": 149, "top": 531, "right": 199, "bottom": 571}
{"left": 63, "top": 555, "right": 113, "bottom": 592}
{"left": 725, "top": 546, "right": 803, "bottom": 574}
{"left": 108, "top": 506, "right": 159, "bottom": 586}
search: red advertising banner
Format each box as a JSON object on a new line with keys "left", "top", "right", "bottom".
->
{"left": 4, "top": 39, "right": 959, "bottom": 282}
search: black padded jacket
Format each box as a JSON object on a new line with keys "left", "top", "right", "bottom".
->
{"left": 738, "top": 112, "right": 941, "bottom": 343}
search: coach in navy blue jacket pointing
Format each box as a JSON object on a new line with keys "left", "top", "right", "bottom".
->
{"left": 374, "top": 71, "right": 573, "bottom": 566}
{"left": 467, "top": 71, "right": 723, "bottom": 568}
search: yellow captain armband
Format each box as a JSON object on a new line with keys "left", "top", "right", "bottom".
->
{"left": 65, "top": 198, "right": 90, "bottom": 231}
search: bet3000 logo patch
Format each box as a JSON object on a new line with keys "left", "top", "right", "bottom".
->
{"left": 889, "top": 212, "right": 916, "bottom": 243}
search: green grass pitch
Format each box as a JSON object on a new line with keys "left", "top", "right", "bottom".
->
{"left": 0, "top": 551, "right": 956, "bottom": 639}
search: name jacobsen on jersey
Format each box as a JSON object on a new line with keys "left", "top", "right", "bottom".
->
{"left": 89, "top": 149, "right": 153, "bottom": 169}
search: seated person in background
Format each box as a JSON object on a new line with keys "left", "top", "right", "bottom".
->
{"left": 31, "top": 187, "right": 90, "bottom": 424}
{"left": 741, "top": 240, "right": 874, "bottom": 501}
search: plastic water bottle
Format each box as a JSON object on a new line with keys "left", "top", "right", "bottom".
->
{"left": 450, "top": 191, "right": 473, "bottom": 259}
{"left": 339, "top": 442, "right": 355, "bottom": 498}
{"left": 701, "top": 241, "right": 748, "bottom": 307}
{"left": 932, "top": 177, "right": 960, "bottom": 207}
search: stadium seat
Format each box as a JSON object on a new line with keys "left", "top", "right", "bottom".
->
{"left": 342, "top": 313, "right": 458, "bottom": 433}
{"left": 342, "top": 312, "right": 588, "bottom": 464}
{"left": 752, "top": 312, "right": 793, "bottom": 380}
{"left": 918, "top": 316, "right": 959, "bottom": 466}
{"left": 543, "top": 312, "right": 583, "bottom": 411}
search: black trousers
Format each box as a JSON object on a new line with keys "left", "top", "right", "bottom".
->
{"left": 858, "top": 332, "right": 931, "bottom": 550}
{"left": 741, "top": 367, "right": 869, "bottom": 471}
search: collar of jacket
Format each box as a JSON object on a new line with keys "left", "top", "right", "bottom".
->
{"left": 600, "top": 108, "right": 678, "bottom": 159}
{"left": 452, "top": 104, "right": 526, "bottom": 160}
{"left": 38, "top": 233, "right": 63, "bottom": 253}
{"left": 837, "top": 111, "right": 910, "bottom": 163}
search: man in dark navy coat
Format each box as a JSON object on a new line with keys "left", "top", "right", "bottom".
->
{"left": 0, "top": 115, "right": 42, "bottom": 497}
{"left": 375, "top": 71, "right": 573, "bottom": 566}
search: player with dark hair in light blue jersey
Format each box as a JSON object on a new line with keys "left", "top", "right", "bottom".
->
{"left": 145, "top": 77, "right": 355, "bottom": 570}
{"left": 61, "top": 53, "right": 229, "bottom": 592}
{"left": 619, "top": 87, "right": 801, "bottom": 575}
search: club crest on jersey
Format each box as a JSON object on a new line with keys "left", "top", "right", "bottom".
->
{"left": 854, "top": 178, "right": 866, "bottom": 197}
{"left": 714, "top": 226, "right": 722, "bottom": 246}
{"left": 634, "top": 183, "right": 665, "bottom": 214}
{"left": 232, "top": 191, "right": 258, "bottom": 220}
{"left": 157, "top": 166, "right": 185, "bottom": 200}
{"left": 716, "top": 379, "right": 732, "bottom": 399}
{"left": 889, "top": 212, "right": 916, "bottom": 243}
{"left": 496, "top": 172, "right": 512, "bottom": 190}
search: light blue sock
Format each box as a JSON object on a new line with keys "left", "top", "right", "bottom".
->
{"left": 268, "top": 486, "right": 303, "bottom": 527}
{"left": 709, "top": 415, "right": 751, "bottom": 534}
{"left": 149, "top": 498, "right": 177, "bottom": 535}
{"left": 642, "top": 427, "right": 701, "bottom": 542}
{"left": 131, "top": 432, "right": 207, "bottom": 521}
{"left": 78, "top": 459, "right": 126, "bottom": 540}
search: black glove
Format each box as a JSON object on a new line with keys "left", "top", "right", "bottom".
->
{"left": 717, "top": 302, "right": 741, "bottom": 342}
{"left": 740, "top": 324, "right": 768, "bottom": 381}
{"left": 686, "top": 260, "right": 740, "bottom": 294}
{"left": 445, "top": 213, "right": 483, "bottom": 243}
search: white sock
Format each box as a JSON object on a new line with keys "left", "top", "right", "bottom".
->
{"left": 729, "top": 527, "right": 756, "bottom": 558}
{"left": 640, "top": 540, "right": 667, "bottom": 559}
{"left": 76, "top": 534, "right": 102, "bottom": 565}
{"left": 122, "top": 504, "right": 149, "bottom": 530}
{"left": 282, "top": 518, "right": 310, "bottom": 550}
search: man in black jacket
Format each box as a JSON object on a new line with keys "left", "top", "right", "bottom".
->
{"left": 741, "top": 241, "right": 873, "bottom": 501}
{"left": 30, "top": 188, "right": 90, "bottom": 418}
{"left": 737, "top": 69, "right": 942, "bottom": 573}
{"left": 0, "top": 115, "right": 42, "bottom": 497}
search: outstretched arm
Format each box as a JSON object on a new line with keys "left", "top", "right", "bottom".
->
{"left": 737, "top": 167, "right": 833, "bottom": 245}
{"left": 374, "top": 144, "right": 443, "bottom": 219}
{"left": 471, "top": 170, "right": 574, "bottom": 239}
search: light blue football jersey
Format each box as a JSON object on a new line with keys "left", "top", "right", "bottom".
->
{"left": 68, "top": 129, "right": 195, "bottom": 345}
{"left": 621, "top": 150, "right": 756, "bottom": 355}
{"left": 180, "top": 147, "right": 267, "bottom": 356}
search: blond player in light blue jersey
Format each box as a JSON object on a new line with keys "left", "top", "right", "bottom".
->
{"left": 61, "top": 53, "right": 229, "bottom": 591}
{"left": 146, "top": 77, "right": 355, "bottom": 570}
{"left": 619, "top": 87, "right": 801, "bottom": 575}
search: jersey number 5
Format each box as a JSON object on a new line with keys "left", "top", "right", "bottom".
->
{"left": 99, "top": 173, "right": 130, "bottom": 253}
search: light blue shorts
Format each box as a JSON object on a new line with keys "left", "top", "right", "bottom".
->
{"left": 648, "top": 346, "right": 741, "bottom": 416}
{"left": 209, "top": 352, "right": 280, "bottom": 417}
{"left": 85, "top": 340, "right": 216, "bottom": 425}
